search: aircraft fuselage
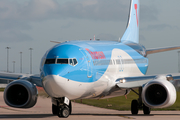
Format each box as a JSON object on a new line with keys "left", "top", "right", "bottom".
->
{"left": 40, "top": 40, "right": 148, "bottom": 100}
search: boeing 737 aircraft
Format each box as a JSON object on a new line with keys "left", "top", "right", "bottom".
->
{"left": 1, "top": 0, "right": 180, "bottom": 118}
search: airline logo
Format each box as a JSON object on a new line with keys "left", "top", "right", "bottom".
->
{"left": 85, "top": 48, "right": 106, "bottom": 59}
{"left": 134, "top": 4, "right": 138, "bottom": 26}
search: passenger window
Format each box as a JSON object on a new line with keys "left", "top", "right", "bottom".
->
{"left": 45, "top": 59, "right": 56, "bottom": 64}
{"left": 57, "top": 59, "right": 68, "bottom": 64}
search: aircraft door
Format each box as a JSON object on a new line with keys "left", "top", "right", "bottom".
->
{"left": 85, "top": 51, "right": 92, "bottom": 78}
{"left": 80, "top": 49, "right": 92, "bottom": 78}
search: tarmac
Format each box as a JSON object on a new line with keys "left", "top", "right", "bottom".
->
{"left": 0, "top": 92, "right": 180, "bottom": 120}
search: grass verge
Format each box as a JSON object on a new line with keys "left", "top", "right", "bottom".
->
{"left": 75, "top": 91, "right": 180, "bottom": 111}
{"left": 0, "top": 88, "right": 5, "bottom": 92}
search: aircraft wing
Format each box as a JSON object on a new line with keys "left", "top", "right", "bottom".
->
{"left": 146, "top": 46, "right": 180, "bottom": 55}
{"left": 0, "top": 72, "right": 42, "bottom": 87}
{"left": 116, "top": 74, "right": 180, "bottom": 89}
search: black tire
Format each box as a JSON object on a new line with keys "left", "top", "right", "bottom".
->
{"left": 52, "top": 104, "right": 57, "bottom": 115}
{"left": 143, "top": 104, "right": 151, "bottom": 115}
{"left": 69, "top": 101, "right": 72, "bottom": 115}
{"left": 57, "top": 106, "right": 62, "bottom": 118}
{"left": 131, "top": 100, "right": 139, "bottom": 115}
{"left": 61, "top": 108, "right": 70, "bottom": 118}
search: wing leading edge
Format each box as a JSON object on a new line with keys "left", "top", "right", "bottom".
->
{"left": 0, "top": 72, "right": 42, "bottom": 87}
{"left": 116, "top": 74, "right": 180, "bottom": 89}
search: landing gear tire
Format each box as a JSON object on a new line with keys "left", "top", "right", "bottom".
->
{"left": 57, "top": 106, "right": 70, "bottom": 118}
{"left": 69, "top": 101, "right": 72, "bottom": 115}
{"left": 52, "top": 104, "right": 58, "bottom": 115}
{"left": 61, "top": 107, "right": 70, "bottom": 118}
{"left": 143, "top": 104, "right": 151, "bottom": 115}
{"left": 57, "top": 106, "right": 62, "bottom": 118}
{"left": 131, "top": 100, "right": 139, "bottom": 115}
{"left": 54, "top": 98, "right": 72, "bottom": 118}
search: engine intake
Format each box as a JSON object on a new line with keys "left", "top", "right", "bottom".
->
{"left": 4, "top": 80, "right": 38, "bottom": 108}
{"left": 142, "top": 79, "right": 176, "bottom": 108}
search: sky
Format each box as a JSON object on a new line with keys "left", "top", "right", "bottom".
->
{"left": 0, "top": 0, "right": 180, "bottom": 75}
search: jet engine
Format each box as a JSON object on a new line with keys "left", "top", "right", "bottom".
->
{"left": 142, "top": 79, "right": 176, "bottom": 108}
{"left": 4, "top": 80, "right": 38, "bottom": 108}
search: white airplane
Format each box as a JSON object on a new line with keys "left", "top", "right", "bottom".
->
{"left": 1, "top": 0, "right": 180, "bottom": 118}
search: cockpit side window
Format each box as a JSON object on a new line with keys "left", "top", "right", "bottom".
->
{"left": 73, "top": 59, "right": 77, "bottom": 65}
{"left": 57, "top": 59, "right": 68, "bottom": 64}
{"left": 69, "top": 59, "right": 73, "bottom": 65}
{"left": 45, "top": 59, "right": 56, "bottom": 64}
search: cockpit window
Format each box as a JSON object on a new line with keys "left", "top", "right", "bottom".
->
{"left": 69, "top": 59, "right": 73, "bottom": 65}
{"left": 69, "top": 58, "right": 78, "bottom": 66}
{"left": 45, "top": 59, "right": 56, "bottom": 64}
{"left": 57, "top": 59, "right": 68, "bottom": 64}
{"left": 73, "top": 59, "right": 77, "bottom": 65}
{"left": 44, "top": 58, "right": 78, "bottom": 66}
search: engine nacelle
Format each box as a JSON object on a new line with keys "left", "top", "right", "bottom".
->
{"left": 4, "top": 80, "right": 38, "bottom": 108}
{"left": 142, "top": 79, "right": 176, "bottom": 108}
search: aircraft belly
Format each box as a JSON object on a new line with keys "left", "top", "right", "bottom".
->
{"left": 100, "top": 89, "right": 130, "bottom": 99}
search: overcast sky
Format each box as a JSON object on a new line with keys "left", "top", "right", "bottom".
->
{"left": 0, "top": 0, "right": 180, "bottom": 75}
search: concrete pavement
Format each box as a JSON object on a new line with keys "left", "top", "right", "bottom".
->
{"left": 0, "top": 92, "right": 180, "bottom": 120}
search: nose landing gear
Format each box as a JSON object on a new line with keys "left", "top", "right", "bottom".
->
{"left": 52, "top": 97, "right": 72, "bottom": 118}
{"left": 57, "top": 105, "right": 70, "bottom": 118}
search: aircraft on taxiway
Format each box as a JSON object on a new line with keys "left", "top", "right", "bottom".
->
{"left": 1, "top": 0, "right": 180, "bottom": 118}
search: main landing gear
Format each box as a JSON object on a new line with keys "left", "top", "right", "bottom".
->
{"left": 52, "top": 97, "right": 72, "bottom": 118}
{"left": 131, "top": 87, "right": 151, "bottom": 115}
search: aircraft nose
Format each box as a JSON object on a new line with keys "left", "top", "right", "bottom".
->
{"left": 43, "top": 64, "right": 69, "bottom": 77}
{"left": 41, "top": 60, "right": 80, "bottom": 99}
{"left": 42, "top": 75, "right": 67, "bottom": 98}
{"left": 43, "top": 65, "right": 59, "bottom": 76}
{"left": 41, "top": 64, "right": 71, "bottom": 98}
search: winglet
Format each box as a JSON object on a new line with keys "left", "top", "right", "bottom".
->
{"left": 121, "top": 0, "right": 140, "bottom": 43}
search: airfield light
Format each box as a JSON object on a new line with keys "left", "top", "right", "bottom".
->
{"left": 12, "top": 61, "right": 15, "bottom": 73}
{"left": 6, "top": 47, "right": 11, "bottom": 73}
{"left": 29, "top": 48, "right": 33, "bottom": 74}
{"left": 20, "top": 52, "right": 22, "bottom": 73}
